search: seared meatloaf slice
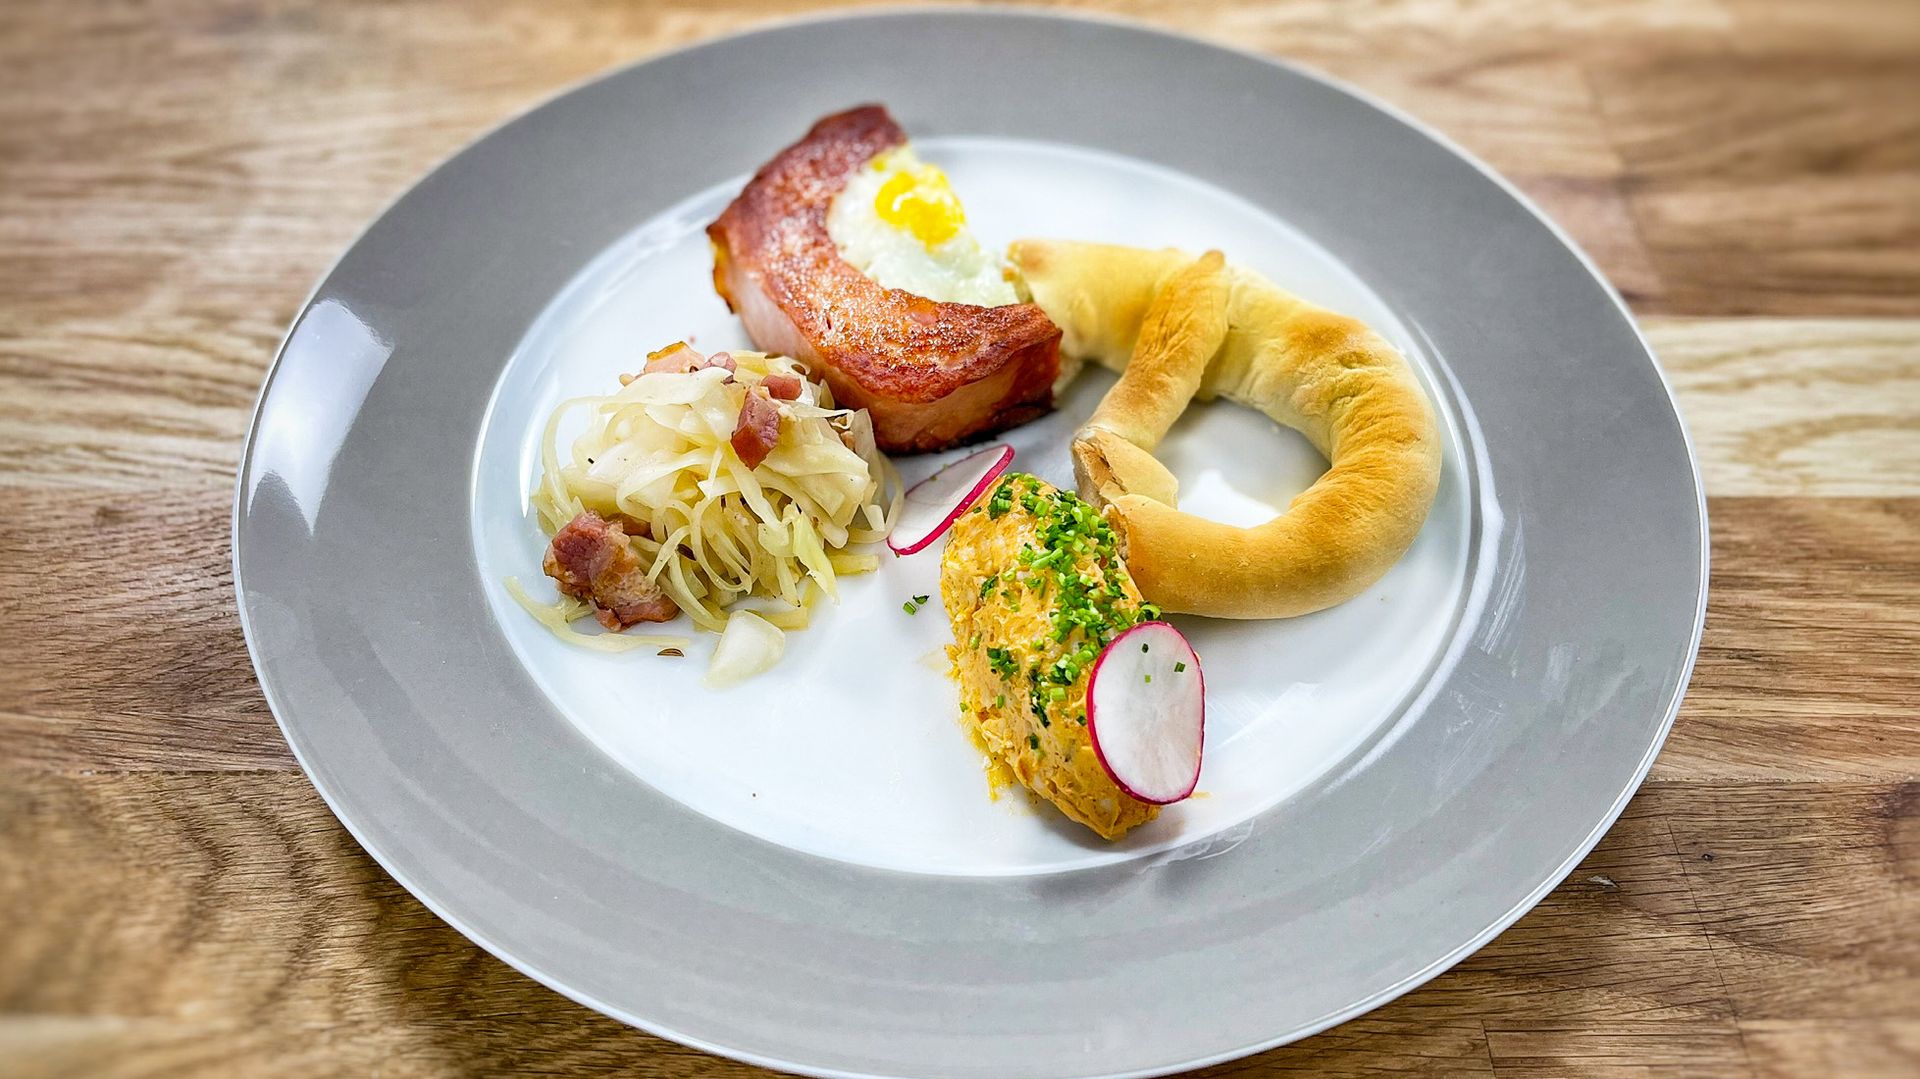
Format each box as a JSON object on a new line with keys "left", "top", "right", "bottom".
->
{"left": 707, "top": 105, "right": 1061, "bottom": 453}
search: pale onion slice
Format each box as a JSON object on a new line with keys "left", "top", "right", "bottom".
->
{"left": 704, "top": 609, "right": 786, "bottom": 687}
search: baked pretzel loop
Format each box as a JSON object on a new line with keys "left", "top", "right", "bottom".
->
{"left": 1012, "top": 240, "right": 1442, "bottom": 619}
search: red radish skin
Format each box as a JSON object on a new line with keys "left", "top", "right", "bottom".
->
{"left": 887, "top": 444, "right": 1015, "bottom": 555}
{"left": 1086, "top": 621, "right": 1205, "bottom": 805}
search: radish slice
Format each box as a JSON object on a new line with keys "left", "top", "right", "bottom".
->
{"left": 886, "top": 444, "right": 1014, "bottom": 555}
{"left": 1087, "top": 621, "right": 1205, "bottom": 804}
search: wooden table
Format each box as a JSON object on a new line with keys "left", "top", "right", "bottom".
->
{"left": 3, "top": 1, "right": 1915, "bottom": 1075}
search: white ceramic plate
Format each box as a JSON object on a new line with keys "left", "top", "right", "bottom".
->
{"left": 237, "top": 10, "right": 1706, "bottom": 1077}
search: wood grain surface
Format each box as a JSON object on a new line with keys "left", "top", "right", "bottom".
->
{"left": 2, "top": 1, "right": 1916, "bottom": 1076}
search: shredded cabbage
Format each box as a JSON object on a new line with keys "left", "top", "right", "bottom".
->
{"left": 523, "top": 346, "right": 901, "bottom": 679}
{"left": 505, "top": 577, "right": 690, "bottom": 653}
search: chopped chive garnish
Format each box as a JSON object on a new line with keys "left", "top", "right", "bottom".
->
{"left": 986, "top": 647, "right": 1018, "bottom": 678}
{"left": 963, "top": 475, "right": 1166, "bottom": 711}
{"left": 1175, "top": 661, "right": 1187, "bottom": 673}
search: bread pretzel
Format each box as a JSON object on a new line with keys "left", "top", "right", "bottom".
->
{"left": 1009, "top": 240, "right": 1442, "bottom": 619}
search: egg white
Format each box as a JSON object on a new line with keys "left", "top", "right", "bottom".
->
{"left": 827, "top": 147, "right": 1019, "bottom": 308}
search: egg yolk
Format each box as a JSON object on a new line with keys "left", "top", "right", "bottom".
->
{"left": 872, "top": 157, "right": 966, "bottom": 248}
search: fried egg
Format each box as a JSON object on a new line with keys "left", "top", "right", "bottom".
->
{"left": 826, "top": 147, "right": 1018, "bottom": 308}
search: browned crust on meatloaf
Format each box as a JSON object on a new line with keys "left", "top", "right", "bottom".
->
{"left": 707, "top": 105, "right": 1061, "bottom": 453}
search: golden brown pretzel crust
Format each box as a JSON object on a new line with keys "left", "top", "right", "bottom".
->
{"left": 1069, "top": 251, "right": 1228, "bottom": 514}
{"left": 1010, "top": 240, "right": 1442, "bottom": 619}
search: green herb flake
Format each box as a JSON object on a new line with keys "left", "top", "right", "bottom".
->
{"left": 1027, "top": 734, "right": 1040, "bottom": 751}
{"left": 1175, "top": 661, "right": 1187, "bottom": 673}
{"left": 986, "top": 647, "right": 1018, "bottom": 679}
{"left": 986, "top": 478, "right": 1017, "bottom": 520}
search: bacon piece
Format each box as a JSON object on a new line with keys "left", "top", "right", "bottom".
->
{"left": 635, "top": 343, "right": 737, "bottom": 378}
{"left": 641, "top": 342, "right": 702, "bottom": 374}
{"left": 762, "top": 372, "right": 804, "bottom": 400}
{"left": 542, "top": 511, "right": 679, "bottom": 628}
{"left": 731, "top": 387, "right": 782, "bottom": 469}
{"left": 707, "top": 105, "right": 1061, "bottom": 452}
{"left": 598, "top": 591, "right": 680, "bottom": 629}
{"left": 609, "top": 513, "right": 652, "bottom": 539}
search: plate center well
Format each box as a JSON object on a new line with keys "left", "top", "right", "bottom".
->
{"left": 470, "top": 137, "right": 1474, "bottom": 876}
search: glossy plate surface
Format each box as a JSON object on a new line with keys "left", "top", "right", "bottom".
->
{"left": 236, "top": 10, "right": 1706, "bottom": 1078}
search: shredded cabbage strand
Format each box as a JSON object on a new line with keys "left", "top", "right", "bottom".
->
{"left": 524, "top": 348, "right": 902, "bottom": 675}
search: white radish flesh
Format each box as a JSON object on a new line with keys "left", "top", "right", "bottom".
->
{"left": 887, "top": 444, "right": 1014, "bottom": 555}
{"left": 1086, "top": 621, "right": 1205, "bottom": 804}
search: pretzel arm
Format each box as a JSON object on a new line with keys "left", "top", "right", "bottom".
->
{"left": 1012, "top": 239, "right": 1442, "bottom": 620}
{"left": 1070, "top": 251, "right": 1228, "bottom": 509}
